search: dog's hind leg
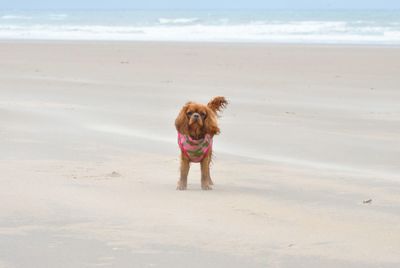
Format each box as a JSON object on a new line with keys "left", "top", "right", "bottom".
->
{"left": 207, "top": 155, "right": 214, "bottom": 185}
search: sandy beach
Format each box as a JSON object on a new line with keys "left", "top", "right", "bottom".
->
{"left": 0, "top": 41, "right": 399, "bottom": 267}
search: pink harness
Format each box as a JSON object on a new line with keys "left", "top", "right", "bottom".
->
{"left": 178, "top": 132, "right": 213, "bottom": 162}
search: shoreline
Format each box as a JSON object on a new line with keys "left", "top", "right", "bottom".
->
{"left": 1, "top": 38, "right": 400, "bottom": 48}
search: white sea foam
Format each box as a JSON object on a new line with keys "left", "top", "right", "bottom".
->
{"left": 2, "top": 22, "right": 400, "bottom": 44}
{"left": 1, "top": 15, "right": 32, "bottom": 20}
{"left": 158, "top": 17, "right": 200, "bottom": 25}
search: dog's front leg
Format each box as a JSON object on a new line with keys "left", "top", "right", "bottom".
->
{"left": 177, "top": 155, "right": 190, "bottom": 190}
{"left": 200, "top": 154, "right": 212, "bottom": 190}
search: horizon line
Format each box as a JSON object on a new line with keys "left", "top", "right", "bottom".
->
{"left": 1, "top": 7, "right": 400, "bottom": 11}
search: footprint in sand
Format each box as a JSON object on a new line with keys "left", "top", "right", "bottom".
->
{"left": 108, "top": 171, "right": 121, "bottom": 178}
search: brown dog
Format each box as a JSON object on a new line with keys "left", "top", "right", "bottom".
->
{"left": 175, "top": 96, "right": 228, "bottom": 190}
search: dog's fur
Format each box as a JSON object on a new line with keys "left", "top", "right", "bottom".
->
{"left": 175, "top": 96, "right": 228, "bottom": 190}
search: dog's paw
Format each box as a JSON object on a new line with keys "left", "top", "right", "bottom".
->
{"left": 201, "top": 184, "right": 213, "bottom": 190}
{"left": 176, "top": 181, "right": 187, "bottom": 190}
{"left": 177, "top": 185, "right": 187, "bottom": 190}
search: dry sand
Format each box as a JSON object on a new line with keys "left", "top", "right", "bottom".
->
{"left": 0, "top": 41, "right": 399, "bottom": 267}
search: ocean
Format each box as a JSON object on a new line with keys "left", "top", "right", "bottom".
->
{"left": 1, "top": 10, "right": 400, "bottom": 44}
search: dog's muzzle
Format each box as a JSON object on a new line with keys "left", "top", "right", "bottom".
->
{"left": 192, "top": 113, "right": 200, "bottom": 120}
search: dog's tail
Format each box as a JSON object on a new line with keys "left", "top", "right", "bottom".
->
{"left": 207, "top": 96, "right": 228, "bottom": 115}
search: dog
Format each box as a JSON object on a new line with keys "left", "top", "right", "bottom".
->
{"left": 175, "top": 96, "right": 228, "bottom": 190}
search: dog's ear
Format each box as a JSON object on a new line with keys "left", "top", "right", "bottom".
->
{"left": 204, "top": 107, "right": 220, "bottom": 136}
{"left": 175, "top": 102, "right": 191, "bottom": 134}
{"left": 207, "top": 96, "right": 228, "bottom": 115}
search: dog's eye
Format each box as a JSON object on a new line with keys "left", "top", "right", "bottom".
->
{"left": 200, "top": 112, "right": 206, "bottom": 118}
{"left": 186, "top": 112, "right": 193, "bottom": 116}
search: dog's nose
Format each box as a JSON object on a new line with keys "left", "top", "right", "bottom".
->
{"left": 193, "top": 113, "right": 200, "bottom": 119}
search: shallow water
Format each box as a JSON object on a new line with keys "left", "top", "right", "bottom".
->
{"left": 1, "top": 10, "right": 400, "bottom": 44}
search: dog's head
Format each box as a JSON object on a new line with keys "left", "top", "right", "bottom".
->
{"left": 175, "top": 96, "right": 228, "bottom": 139}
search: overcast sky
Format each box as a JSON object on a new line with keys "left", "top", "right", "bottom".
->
{"left": 1, "top": 0, "right": 400, "bottom": 10}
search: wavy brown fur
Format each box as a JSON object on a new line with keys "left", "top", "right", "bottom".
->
{"left": 207, "top": 96, "right": 228, "bottom": 115}
{"left": 175, "top": 101, "right": 219, "bottom": 138}
{"left": 175, "top": 96, "right": 228, "bottom": 190}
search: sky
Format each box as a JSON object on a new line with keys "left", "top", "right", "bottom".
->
{"left": 0, "top": 0, "right": 400, "bottom": 10}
